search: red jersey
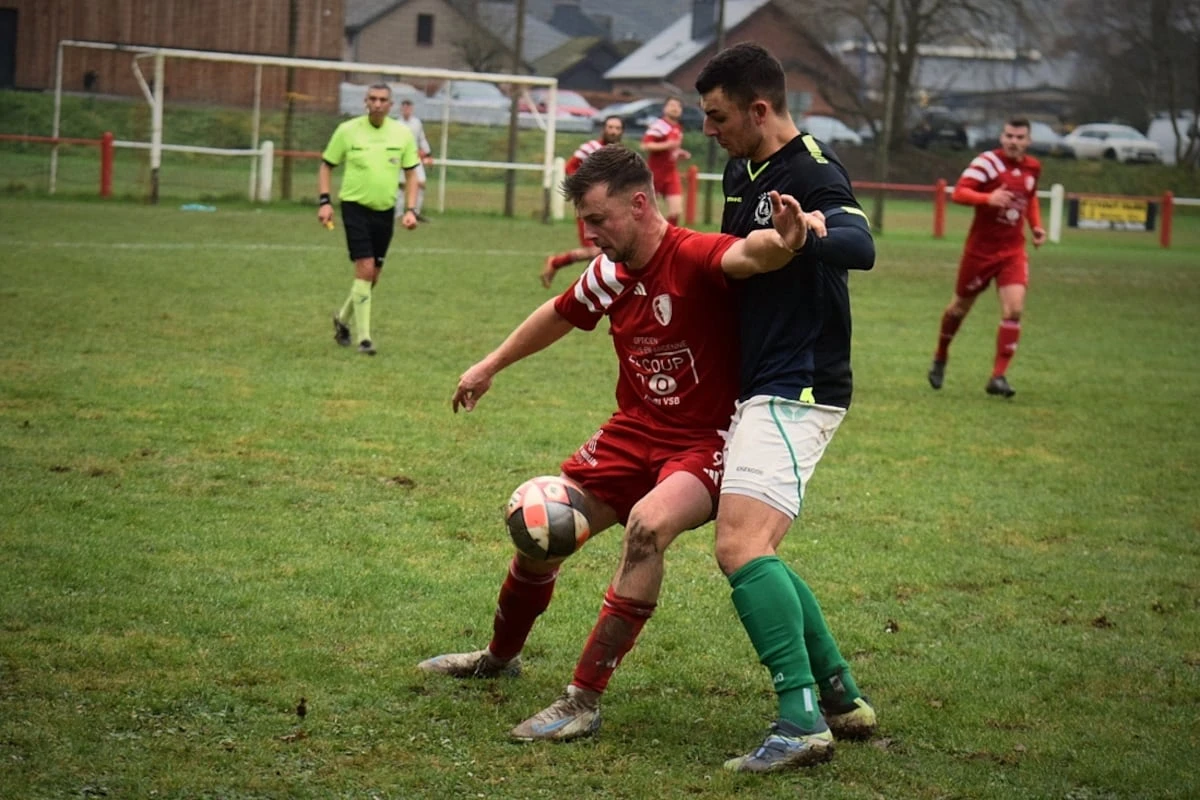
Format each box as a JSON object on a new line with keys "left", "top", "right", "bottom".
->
{"left": 553, "top": 226, "right": 739, "bottom": 431}
{"left": 641, "top": 117, "right": 684, "bottom": 180}
{"left": 566, "top": 139, "right": 606, "bottom": 175}
{"left": 956, "top": 149, "right": 1042, "bottom": 256}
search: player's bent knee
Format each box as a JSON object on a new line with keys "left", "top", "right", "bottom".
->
{"left": 714, "top": 535, "right": 760, "bottom": 577}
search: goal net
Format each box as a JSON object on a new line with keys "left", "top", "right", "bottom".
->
{"left": 46, "top": 40, "right": 564, "bottom": 217}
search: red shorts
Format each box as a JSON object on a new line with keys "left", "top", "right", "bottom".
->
{"left": 575, "top": 216, "right": 588, "bottom": 248}
{"left": 956, "top": 250, "right": 1028, "bottom": 298}
{"left": 560, "top": 412, "right": 724, "bottom": 525}
{"left": 652, "top": 168, "right": 682, "bottom": 198}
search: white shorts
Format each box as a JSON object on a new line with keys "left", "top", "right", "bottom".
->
{"left": 720, "top": 395, "right": 846, "bottom": 519}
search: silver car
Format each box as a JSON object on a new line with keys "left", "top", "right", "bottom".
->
{"left": 1061, "top": 123, "right": 1163, "bottom": 163}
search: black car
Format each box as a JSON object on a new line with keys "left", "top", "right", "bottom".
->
{"left": 595, "top": 98, "right": 706, "bottom": 134}
{"left": 910, "top": 107, "right": 969, "bottom": 150}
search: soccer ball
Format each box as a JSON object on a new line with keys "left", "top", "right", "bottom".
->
{"left": 505, "top": 475, "right": 591, "bottom": 561}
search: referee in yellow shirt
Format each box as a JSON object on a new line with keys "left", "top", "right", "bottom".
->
{"left": 318, "top": 84, "right": 420, "bottom": 355}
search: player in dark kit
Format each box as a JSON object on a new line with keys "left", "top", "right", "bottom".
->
{"left": 696, "top": 42, "right": 878, "bottom": 773}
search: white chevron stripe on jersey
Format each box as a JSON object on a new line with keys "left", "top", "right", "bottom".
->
{"left": 646, "top": 119, "right": 674, "bottom": 139}
{"left": 573, "top": 140, "right": 603, "bottom": 162}
{"left": 574, "top": 255, "right": 625, "bottom": 312}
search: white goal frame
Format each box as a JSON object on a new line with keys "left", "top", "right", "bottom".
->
{"left": 52, "top": 40, "right": 563, "bottom": 213}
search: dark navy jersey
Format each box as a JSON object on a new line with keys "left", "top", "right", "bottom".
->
{"left": 720, "top": 134, "right": 873, "bottom": 408}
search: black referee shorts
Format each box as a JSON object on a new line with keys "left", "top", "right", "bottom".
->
{"left": 341, "top": 200, "right": 395, "bottom": 268}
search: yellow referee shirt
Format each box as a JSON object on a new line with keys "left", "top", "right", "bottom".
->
{"left": 321, "top": 116, "right": 419, "bottom": 211}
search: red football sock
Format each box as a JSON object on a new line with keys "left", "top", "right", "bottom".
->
{"left": 487, "top": 557, "right": 558, "bottom": 662}
{"left": 550, "top": 252, "right": 576, "bottom": 269}
{"left": 571, "top": 587, "right": 655, "bottom": 694}
{"left": 935, "top": 311, "right": 964, "bottom": 362}
{"left": 993, "top": 319, "right": 1021, "bottom": 378}
{"left": 667, "top": 214, "right": 679, "bottom": 227}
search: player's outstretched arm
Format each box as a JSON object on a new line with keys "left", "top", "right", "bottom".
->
{"left": 800, "top": 210, "right": 875, "bottom": 271}
{"left": 720, "top": 191, "right": 822, "bottom": 278}
{"left": 452, "top": 300, "right": 574, "bottom": 413}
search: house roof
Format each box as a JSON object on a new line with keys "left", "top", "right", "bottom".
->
{"left": 547, "top": 4, "right": 608, "bottom": 37}
{"left": 478, "top": 1, "right": 570, "bottom": 62}
{"left": 604, "top": 0, "right": 770, "bottom": 80}
{"left": 346, "top": 0, "right": 407, "bottom": 33}
{"left": 533, "top": 36, "right": 605, "bottom": 77}
{"left": 524, "top": 0, "right": 690, "bottom": 44}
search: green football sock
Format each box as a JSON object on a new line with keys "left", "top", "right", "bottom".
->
{"left": 730, "top": 556, "right": 822, "bottom": 731}
{"left": 782, "top": 563, "right": 861, "bottom": 705}
{"left": 350, "top": 278, "right": 372, "bottom": 342}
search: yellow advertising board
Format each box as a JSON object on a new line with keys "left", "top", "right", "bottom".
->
{"left": 1068, "top": 197, "right": 1157, "bottom": 231}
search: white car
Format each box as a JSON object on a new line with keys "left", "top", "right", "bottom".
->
{"left": 1061, "top": 123, "right": 1162, "bottom": 163}
{"left": 800, "top": 115, "right": 863, "bottom": 147}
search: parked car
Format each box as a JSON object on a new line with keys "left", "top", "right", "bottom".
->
{"left": 1026, "top": 121, "right": 1070, "bottom": 157}
{"left": 1061, "top": 123, "right": 1162, "bottom": 163}
{"left": 1146, "top": 112, "right": 1199, "bottom": 165}
{"left": 799, "top": 115, "right": 862, "bottom": 147}
{"left": 910, "top": 107, "right": 969, "bottom": 150}
{"left": 431, "top": 80, "right": 509, "bottom": 109}
{"left": 521, "top": 89, "right": 597, "bottom": 119}
{"left": 596, "top": 98, "right": 706, "bottom": 133}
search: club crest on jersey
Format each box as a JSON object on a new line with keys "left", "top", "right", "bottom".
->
{"left": 1025, "top": 175, "right": 1035, "bottom": 192}
{"left": 754, "top": 193, "right": 773, "bottom": 226}
{"left": 652, "top": 294, "right": 673, "bottom": 326}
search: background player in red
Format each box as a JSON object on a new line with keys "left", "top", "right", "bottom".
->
{"left": 929, "top": 117, "right": 1046, "bottom": 397}
{"left": 420, "top": 146, "right": 821, "bottom": 743}
{"left": 541, "top": 115, "right": 624, "bottom": 287}
{"left": 640, "top": 96, "right": 691, "bottom": 226}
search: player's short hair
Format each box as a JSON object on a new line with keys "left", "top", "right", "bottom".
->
{"left": 695, "top": 42, "right": 787, "bottom": 114}
{"left": 1006, "top": 116, "right": 1031, "bottom": 131}
{"left": 604, "top": 115, "right": 624, "bottom": 128}
{"left": 561, "top": 145, "right": 650, "bottom": 205}
{"left": 400, "top": 98, "right": 414, "bottom": 106}
{"left": 367, "top": 83, "right": 392, "bottom": 99}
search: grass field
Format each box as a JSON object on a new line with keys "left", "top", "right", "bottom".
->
{"left": 1, "top": 197, "right": 1198, "bottom": 799}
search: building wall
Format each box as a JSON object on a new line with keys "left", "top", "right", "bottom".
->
{"left": 610, "top": 6, "right": 854, "bottom": 116}
{"left": 5, "top": 0, "right": 344, "bottom": 109}
{"left": 348, "top": 0, "right": 508, "bottom": 89}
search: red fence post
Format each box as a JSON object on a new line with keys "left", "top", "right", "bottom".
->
{"left": 1160, "top": 190, "right": 1173, "bottom": 248}
{"left": 933, "top": 178, "right": 947, "bottom": 239}
{"left": 684, "top": 166, "right": 699, "bottom": 226}
{"left": 100, "top": 132, "right": 114, "bottom": 198}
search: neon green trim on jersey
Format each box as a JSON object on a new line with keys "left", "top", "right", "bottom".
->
{"left": 726, "top": 196, "right": 743, "bottom": 203}
{"left": 798, "top": 387, "right": 815, "bottom": 404}
{"left": 747, "top": 161, "right": 770, "bottom": 181}
{"left": 841, "top": 206, "right": 871, "bottom": 227}
{"left": 801, "top": 135, "right": 828, "bottom": 165}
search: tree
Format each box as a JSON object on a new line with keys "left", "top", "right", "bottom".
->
{"left": 1062, "top": 0, "right": 1199, "bottom": 161}
{"left": 781, "top": 0, "right": 1045, "bottom": 149}
{"left": 450, "top": 0, "right": 513, "bottom": 73}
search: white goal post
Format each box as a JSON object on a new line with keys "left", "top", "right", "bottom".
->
{"left": 52, "top": 40, "right": 564, "bottom": 213}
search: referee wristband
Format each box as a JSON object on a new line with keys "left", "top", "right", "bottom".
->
{"left": 318, "top": 193, "right": 331, "bottom": 206}
{"left": 404, "top": 207, "right": 417, "bottom": 214}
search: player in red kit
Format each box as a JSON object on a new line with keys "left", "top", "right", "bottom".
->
{"left": 420, "top": 146, "right": 824, "bottom": 743}
{"left": 929, "top": 117, "right": 1046, "bottom": 397}
{"left": 542, "top": 116, "right": 625, "bottom": 287}
{"left": 640, "top": 96, "right": 691, "bottom": 226}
